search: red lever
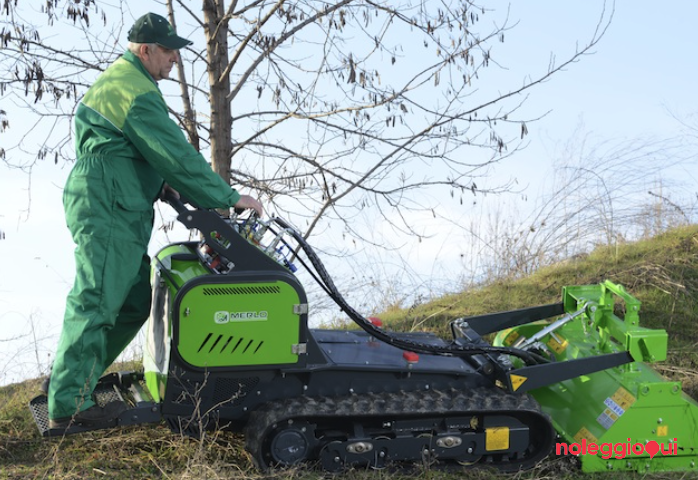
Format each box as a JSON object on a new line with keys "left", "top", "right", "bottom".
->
{"left": 368, "top": 316, "right": 383, "bottom": 327}
{"left": 403, "top": 351, "right": 419, "bottom": 363}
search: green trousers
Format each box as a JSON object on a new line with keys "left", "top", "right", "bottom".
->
{"left": 49, "top": 161, "right": 155, "bottom": 419}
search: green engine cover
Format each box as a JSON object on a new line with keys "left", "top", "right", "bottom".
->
{"left": 174, "top": 276, "right": 304, "bottom": 368}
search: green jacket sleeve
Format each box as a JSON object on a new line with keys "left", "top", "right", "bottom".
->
{"left": 122, "top": 90, "right": 241, "bottom": 209}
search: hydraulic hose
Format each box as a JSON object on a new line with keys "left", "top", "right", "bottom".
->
{"left": 272, "top": 217, "right": 547, "bottom": 366}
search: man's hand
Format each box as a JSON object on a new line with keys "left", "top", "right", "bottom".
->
{"left": 160, "top": 183, "right": 180, "bottom": 201}
{"left": 234, "top": 195, "right": 264, "bottom": 217}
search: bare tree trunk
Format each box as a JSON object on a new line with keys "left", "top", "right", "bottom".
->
{"left": 203, "top": 0, "right": 232, "bottom": 181}
{"left": 167, "top": 0, "right": 199, "bottom": 151}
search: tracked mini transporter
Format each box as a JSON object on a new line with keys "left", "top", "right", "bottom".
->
{"left": 29, "top": 197, "right": 698, "bottom": 473}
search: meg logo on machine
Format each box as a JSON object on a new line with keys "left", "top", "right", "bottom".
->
{"left": 214, "top": 311, "right": 269, "bottom": 323}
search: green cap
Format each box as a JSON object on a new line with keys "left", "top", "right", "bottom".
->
{"left": 128, "top": 13, "right": 192, "bottom": 50}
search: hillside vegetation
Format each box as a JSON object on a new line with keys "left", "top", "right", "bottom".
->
{"left": 1, "top": 225, "right": 697, "bottom": 480}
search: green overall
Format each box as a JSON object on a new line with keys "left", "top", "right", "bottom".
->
{"left": 48, "top": 51, "right": 241, "bottom": 419}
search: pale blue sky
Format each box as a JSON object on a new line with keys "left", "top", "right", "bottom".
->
{"left": 1, "top": 1, "right": 697, "bottom": 385}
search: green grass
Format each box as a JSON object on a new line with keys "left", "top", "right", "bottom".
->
{"left": 1, "top": 225, "right": 697, "bottom": 479}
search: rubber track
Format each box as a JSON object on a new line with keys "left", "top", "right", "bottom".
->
{"left": 244, "top": 387, "right": 553, "bottom": 471}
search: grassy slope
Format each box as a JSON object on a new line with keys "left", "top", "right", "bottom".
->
{"left": 1, "top": 225, "right": 697, "bottom": 479}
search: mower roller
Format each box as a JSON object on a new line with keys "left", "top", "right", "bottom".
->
{"left": 29, "top": 196, "right": 698, "bottom": 473}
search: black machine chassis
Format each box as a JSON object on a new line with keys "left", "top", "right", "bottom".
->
{"left": 154, "top": 204, "right": 560, "bottom": 471}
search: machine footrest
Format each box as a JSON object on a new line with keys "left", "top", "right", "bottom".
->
{"left": 29, "top": 371, "right": 162, "bottom": 437}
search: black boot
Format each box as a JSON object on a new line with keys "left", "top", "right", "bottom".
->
{"left": 49, "top": 400, "right": 126, "bottom": 429}
{"left": 40, "top": 375, "right": 50, "bottom": 395}
{"left": 40, "top": 364, "right": 53, "bottom": 395}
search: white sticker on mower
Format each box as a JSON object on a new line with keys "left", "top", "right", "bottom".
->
{"left": 597, "top": 405, "right": 621, "bottom": 430}
{"left": 596, "top": 387, "right": 636, "bottom": 430}
{"left": 214, "top": 311, "right": 269, "bottom": 323}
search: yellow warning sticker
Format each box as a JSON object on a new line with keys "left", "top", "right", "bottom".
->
{"left": 485, "top": 426, "right": 510, "bottom": 451}
{"left": 574, "top": 426, "right": 599, "bottom": 444}
{"left": 657, "top": 425, "right": 669, "bottom": 437}
{"left": 503, "top": 330, "right": 520, "bottom": 347}
{"left": 611, "top": 387, "right": 637, "bottom": 410}
{"left": 509, "top": 374, "right": 527, "bottom": 392}
{"left": 546, "top": 334, "right": 568, "bottom": 354}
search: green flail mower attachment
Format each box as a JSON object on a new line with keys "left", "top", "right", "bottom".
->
{"left": 489, "top": 281, "right": 698, "bottom": 473}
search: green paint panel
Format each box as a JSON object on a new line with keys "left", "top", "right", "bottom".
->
{"left": 154, "top": 244, "right": 210, "bottom": 290}
{"left": 176, "top": 280, "right": 301, "bottom": 367}
{"left": 144, "top": 370, "right": 166, "bottom": 403}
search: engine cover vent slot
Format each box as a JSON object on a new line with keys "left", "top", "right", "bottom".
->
{"left": 198, "top": 334, "right": 264, "bottom": 356}
{"left": 203, "top": 286, "right": 281, "bottom": 296}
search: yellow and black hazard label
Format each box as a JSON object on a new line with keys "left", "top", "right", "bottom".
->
{"left": 509, "top": 374, "right": 527, "bottom": 392}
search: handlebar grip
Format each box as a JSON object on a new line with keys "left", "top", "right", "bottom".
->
{"left": 163, "top": 190, "right": 188, "bottom": 214}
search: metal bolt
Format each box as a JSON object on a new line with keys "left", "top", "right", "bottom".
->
{"left": 379, "top": 451, "right": 386, "bottom": 458}
{"left": 334, "top": 457, "right": 340, "bottom": 463}
{"left": 467, "top": 447, "right": 473, "bottom": 454}
{"left": 349, "top": 388, "right": 354, "bottom": 394}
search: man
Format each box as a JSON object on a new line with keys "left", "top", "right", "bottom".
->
{"left": 47, "top": 12, "right": 263, "bottom": 429}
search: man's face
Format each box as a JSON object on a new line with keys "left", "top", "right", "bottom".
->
{"left": 140, "top": 44, "right": 179, "bottom": 81}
